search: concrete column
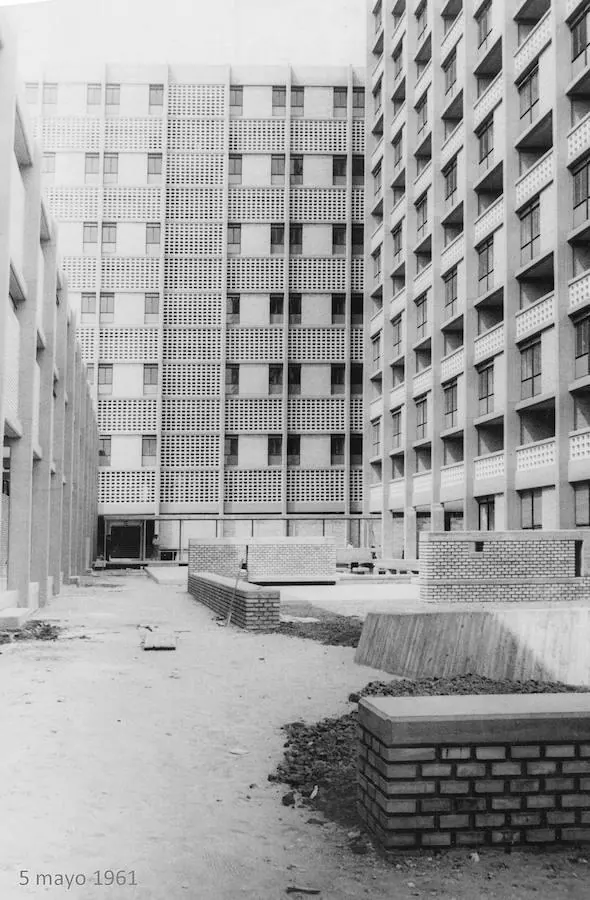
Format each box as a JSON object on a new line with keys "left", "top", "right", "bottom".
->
{"left": 61, "top": 316, "right": 76, "bottom": 581}
{"left": 0, "top": 33, "right": 18, "bottom": 440}
{"left": 49, "top": 271, "right": 68, "bottom": 593}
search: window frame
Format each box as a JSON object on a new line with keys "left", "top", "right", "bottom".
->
{"left": 519, "top": 198, "right": 541, "bottom": 265}
{"left": 478, "top": 364, "right": 494, "bottom": 416}
{"left": 520, "top": 340, "right": 542, "bottom": 400}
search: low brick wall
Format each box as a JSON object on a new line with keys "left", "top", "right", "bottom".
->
{"left": 187, "top": 572, "right": 280, "bottom": 631}
{"left": 419, "top": 531, "right": 590, "bottom": 603}
{"left": 187, "top": 540, "right": 247, "bottom": 579}
{"left": 188, "top": 537, "right": 336, "bottom": 583}
{"left": 358, "top": 693, "right": 590, "bottom": 849}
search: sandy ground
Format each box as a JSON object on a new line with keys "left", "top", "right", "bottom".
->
{"left": 0, "top": 572, "right": 588, "bottom": 900}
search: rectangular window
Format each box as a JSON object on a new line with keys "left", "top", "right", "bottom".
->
{"left": 416, "top": 398, "right": 428, "bottom": 440}
{"left": 351, "top": 363, "right": 363, "bottom": 395}
{"left": 142, "top": 436, "right": 157, "bottom": 465}
{"left": 105, "top": 83, "right": 120, "bottom": 106}
{"left": 416, "top": 194, "right": 428, "bottom": 238}
{"left": 392, "top": 315, "right": 402, "bottom": 358}
{"left": 149, "top": 84, "right": 164, "bottom": 111}
{"left": 287, "top": 435, "right": 300, "bottom": 466}
{"left": 416, "top": 2, "right": 427, "bottom": 40}
{"left": 575, "top": 315, "right": 590, "bottom": 377}
{"left": 268, "top": 435, "right": 282, "bottom": 466}
{"left": 352, "top": 87, "right": 365, "bottom": 116}
{"left": 147, "top": 153, "right": 162, "bottom": 183}
{"left": 81, "top": 293, "right": 96, "bottom": 315}
{"left": 331, "top": 435, "right": 345, "bottom": 466}
{"left": 416, "top": 92, "right": 428, "bottom": 135}
{"left": 520, "top": 341, "right": 542, "bottom": 399}
{"left": 269, "top": 365, "right": 283, "bottom": 395}
{"left": 476, "top": 1, "right": 492, "bottom": 48}
{"left": 87, "top": 83, "right": 101, "bottom": 106}
{"left": 230, "top": 86, "right": 243, "bottom": 114}
{"left": 518, "top": 69, "right": 539, "bottom": 128}
{"left": 478, "top": 495, "right": 495, "bottom": 530}
{"left": 290, "top": 154, "right": 303, "bottom": 185}
{"left": 228, "top": 224, "right": 241, "bottom": 255}
{"left": 288, "top": 365, "right": 301, "bottom": 395}
{"left": 575, "top": 481, "right": 590, "bottom": 526}
{"left": 42, "top": 153, "right": 56, "bottom": 174}
{"left": 83, "top": 222, "right": 98, "bottom": 249}
{"left": 98, "top": 365, "right": 113, "bottom": 394}
{"left": 373, "top": 247, "right": 382, "bottom": 281}
{"left": 373, "top": 84, "right": 383, "bottom": 117}
{"left": 352, "top": 155, "right": 365, "bottom": 185}
{"left": 372, "top": 421, "right": 381, "bottom": 456}
{"left": 444, "top": 267, "right": 458, "bottom": 317}
{"left": 98, "top": 437, "right": 111, "bottom": 466}
{"left": 373, "top": 162, "right": 382, "bottom": 196}
{"left": 289, "top": 293, "right": 302, "bottom": 325}
{"left": 392, "top": 409, "right": 402, "bottom": 449}
{"left": 331, "top": 364, "right": 345, "bottom": 395}
{"left": 99, "top": 292, "right": 115, "bottom": 322}
{"left": 289, "top": 225, "right": 302, "bottom": 256}
{"left": 574, "top": 158, "right": 590, "bottom": 226}
{"left": 43, "top": 83, "right": 57, "bottom": 105}
{"left": 478, "top": 364, "right": 494, "bottom": 415}
{"left": 352, "top": 225, "right": 364, "bottom": 256}
{"left": 572, "top": 10, "right": 589, "bottom": 66}
{"left": 85, "top": 153, "right": 99, "bottom": 180}
{"left": 270, "top": 294, "right": 283, "bottom": 324}
{"left": 101, "top": 222, "right": 117, "bottom": 254}
{"left": 372, "top": 335, "right": 381, "bottom": 369}
{"left": 333, "top": 155, "right": 347, "bottom": 185}
{"left": 478, "top": 237, "right": 494, "bottom": 294}
{"left": 271, "top": 154, "right": 285, "bottom": 184}
{"left": 270, "top": 224, "right": 285, "bottom": 255}
{"left": 143, "top": 364, "right": 158, "bottom": 393}
{"left": 291, "top": 86, "right": 304, "bottom": 115}
{"left": 333, "top": 87, "right": 347, "bottom": 116}
{"left": 226, "top": 294, "right": 240, "bottom": 324}
{"left": 145, "top": 293, "right": 159, "bottom": 321}
{"left": 521, "top": 488, "right": 542, "bottom": 530}
{"left": 444, "top": 380, "right": 458, "bottom": 429}
{"left": 332, "top": 225, "right": 346, "bottom": 256}
{"left": 272, "top": 86, "right": 286, "bottom": 115}
{"left": 146, "top": 223, "right": 161, "bottom": 254}
{"left": 444, "top": 51, "right": 457, "bottom": 94}
{"left": 393, "top": 134, "right": 403, "bottom": 166}
{"left": 229, "top": 154, "right": 242, "bottom": 184}
{"left": 393, "top": 45, "right": 403, "bottom": 79}
{"left": 225, "top": 365, "right": 239, "bottom": 395}
{"left": 519, "top": 199, "right": 540, "bottom": 265}
{"left": 351, "top": 294, "right": 363, "bottom": 325}
{"left": 332, "top": 294, "right": 345, "bottom": 325}
{"left": 443, "top": 157, "right": 457, "bottom": 204}
{"left": 393, "top": 225, "right": 403, "bottom": 262}
{"left": 416, "top": 294, "right": 428, "bottom": 338}
{"left": 103, "top": 152, "right": 118, "bottom": 184}
{"left": 478, "top": 118, "right": 494, "bottom": 168}
{"left": 225, "top": 436, "right": 238, "bottom": 467}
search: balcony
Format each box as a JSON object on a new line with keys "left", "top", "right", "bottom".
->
{"left": 515, "top": 149, "right": 554, "bottom": 211}
{"left": 570, "top": 427, "right": 590, "bottom": 481}
{"left": 440, "top": 122, "right": 464, "bottom": 170}
{"left": 388, "top": 478, "right": 406, "bottom": 510}
{"left": 370, "top": 308, "right": 384, "bottom": 338}
{"left": 514, "top": 9, "right": 552, "bottom": 80}
{"left": 371, "top": 135, "right": 384, "bottom": 173}
{"left": 389, "top": 383, "right": 406, "bottom": 410}
{"left": 370, "top": 222, "right": 384, "bottom": 255}
{"left": 515, "top": 437, "right": 556, "bottom": 489}
{"left": 474, "top": 196, "right": 504, "bottom": 245}
{"left": 473, "top": 72, "right": 502, "bottom": 131}
{"left": 440, "top": 462, "right": 464, "bottom": 501}
{"left": 440, "top": 346, "right": 464, "bottom": 383}
{"left": 369, "top": 483, "right": 383, "bottom": 513}
{"left": 370, "top": 396, "right": 383, "bottom": 421}
{"left": 474, "top": 323, "right": 504, "bottom": 364}
{"left": 441, "top": 11, "right": 463, "bottom": 59}
{"left": 474, "top": 450, "right": 505, "bottom": 484}
{"left": 569, "top": 270, "right": 590, "bottom": 314}
{"left": 412, "top": 471, "right": 432, "bottom": 504}
{"left": 412, "top": 366, "right": 432, "bottom": 397}
{"left": 390, "top": 288, "right": 406, "bottom": 321}
{"left": 568, "top": 113, "right": 590, "bottom": 166}
{"left": 440, "top": 233, "right": 464, "bottom": 275}
{"left": 515, "top": 292, "right": 554, "bottom": 340}
{"left": 413, "top": 262, "right": 433, "bottom": 297}
{"left": 414, "top": 61, "right": 432, "bottom": 108}
{"left": 414, "top": 161, "right": 432, "bottom": 200}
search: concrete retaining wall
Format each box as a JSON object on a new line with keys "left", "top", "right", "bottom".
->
{"left": 187, "top": 571, "right": 280, "bottom": 631}
{"left": 358, "top": 693, "right": 590, "bottom": 849}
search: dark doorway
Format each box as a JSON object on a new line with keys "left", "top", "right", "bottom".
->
{"left": 109, "top": 525, "right": 142, "bottom": 560}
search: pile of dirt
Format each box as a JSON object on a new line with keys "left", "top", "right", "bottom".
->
{"left": 0, "top": 621, "right": 60, "bottom": 645}
{"left": 270, "top": 674, "right": 589, "bottom": 830}
{"left": 274, "top": 617, "right": 363, "bottom": 648}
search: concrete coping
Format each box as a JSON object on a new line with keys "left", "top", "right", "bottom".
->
{"left": 191, "top": 571, "right": 280, "bottom": 598}
{"left": 358, "top": 693, "right": 590, "bottom": 745}
{"left": 419, "top": 530, "right": 590, "bottom": 543}
{"left": 188, "top": 537, "right": 335, "bottom": 546}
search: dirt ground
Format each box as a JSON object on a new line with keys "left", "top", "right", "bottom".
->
{"left": 0, "top": 571, "right": 588, "bottom": 899}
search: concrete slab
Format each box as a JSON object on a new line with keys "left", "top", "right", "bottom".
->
{"left": 0, "top": 607, "right": 32, "bottom": 629}
{"left": 145, "top": 566, "right": 188, "bottom": 586}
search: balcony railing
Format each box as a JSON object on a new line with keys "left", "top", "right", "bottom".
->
{"left": 474, "top": 450, "right": 505, "bottom": 481}
{"left": 474, "top": 323, "right": 504, "bottom": 364}
{"left": 516, "top": 438, "right": 556, "bottom": 472}
{"left": 515, "top": 293, "right": 554, "bottom": 340}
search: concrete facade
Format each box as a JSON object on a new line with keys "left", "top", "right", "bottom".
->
{"left": 26, "top": 63, "right": 375, "bottom": 561}
{"left": 0, "top": 18, "right": 98, "bottom": 613}
{"left": 365, "top": 0, "right": 590, "bottom": 557}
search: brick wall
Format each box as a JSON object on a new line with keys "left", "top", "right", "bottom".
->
{"left": 419, "top": 531, "right": 590, "bottom": 603}
{"left": 188, "top": 537, "right": 336, "bottom": 583}
{"left": 187, "top": 572, "right": 280, "bottom": 631}
{"left": 187, "top": 540, "right": 247, "bottom": 579}
{"left": 358, "top": 694, "right": 590, "bottom": 849}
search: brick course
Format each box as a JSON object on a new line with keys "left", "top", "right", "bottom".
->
{"left": 187, "top": 572, "right": 280, "bottom": 631}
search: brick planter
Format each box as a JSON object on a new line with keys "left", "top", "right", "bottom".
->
{"left": 358, "top": 694, "right": 590, "bottom": 849}
{"left": 188, "top": 572, "right": 280, "bottom": 631}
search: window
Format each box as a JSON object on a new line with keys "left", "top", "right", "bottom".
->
{"left": 373, "top": 247, "right": 382, "bottom": 281}
{"left": 352, "top": 155, "right": 365, "bottom": 185}
{"left": 87, "top": 83, "right": 101, "bottom": 106}
{"left": 289, "top": 293, "right": 301, "bottom": 324}
{"left": 331, "top": 435, "right": 345, "bottom": 466}
{"left": 416, "top": 2, "right": 427, "bottom": 41}
{"left": 416, "top": 194, "right": 428, "bottom": 238}
{"left": 351, "top": 294, "right": 363, "bottom": 325}
{"left": 352, "top": 225, "right": 364, "bottom": 256}
{"left": 392, "top": 315, "right": 402, "bottom": 358}
{"left": 393, "top": 134, "right": 403, "bottom": 166}
{"left": 416, "top": 294, "right": 428, "bottom": 339}
{"left": 287, "top": 435, "right": 300, "bottom": 466}
{"left": 85, "top": 153, "right": 99, "bottom": 181}
{"left": 270, "top": 294, "right": 283, "bottom": 324}
{"left": 226, "top": 294, "right": 240, "bottom": 324}
{"left": 145, "top": 293, "right": 159, "bottom": 321}
{"left": 393, "top": 225, "right": 403, "bottom": 263}
{"left": 271, "top": 154, "right": 285, "bottom": 184}
{"left": 99, "top": 292, "right": 114, "bottom": 323}
{"left": 520, "top": 341, "right": 542, "bottom": 399}
{"left": 478, "top": 364, "right": 494, "bottom": 415}
{"left": 351, "top": 435, "right": 363, "bottom": 466}
{"left": 288, "top": 365, "right": 301, "bottom": 394}
{"left": 372, "top": 335, "right": 381, "bottom": 370}
{"left": 373, "top": 84, "right": 382, "bottom": 117}
{"left": 291, "top": 86, "right": 304, "bottom": 115}
{"left": 443, "top": 157, "right": 457, "bottom": 205}
{"left": 98, "top": 365, "right": 113, "bottom": 394}
{"left": 43, "top": 83, "right": 57, "bottom": 105}
{"left": 519, "top": 199, "right": 540, "bottom": 265}
{"left": 103, "top": 152, "right": 118, "bottom": 184}
{"left": 574, "top": 158, "right": 590, "bottom": 226}
{"left": 42, "top": 153, "right": 56, "bottom": 174}
{"left": 230, "top": 86, "right": 243, "bottom": 115}
{"left": 518, "top": 69, "right": 539, "bottom": 128}
{"left": 572, "top": 9, "right": 590, "bottom": 68}
{"left": 371, "top": 421, "right": 381, "bottom": 456}
{"left": 229, "top": 154, "right": 242, "bottom": 184}
{"left": 575, "top": 482, "right": 590, "bottom": 526}
{"left": 226, "top": 365, "right": 239, "bottom": 395}
{"left": 147, "top": 153, "right": 162, "bottom": 183}
{"left": 270, "top": 224, "right": 285, "bottom": 255}
{"left": 416, "top": 93, "right": 428, "bottom": 135}
{"left": 290, "top": 154, "right": 303, "bottom": 185}
{"left": 25, "top": 82, "right": 38, "bottom": 104}
{"left": 373, "top": 162, "right": 382, "bottom": 196}
{"left": 443, "top": 51, "right": 457, "bottom": 94}
{"left": 444, "top": 267, "right": 458, "bottom": 318}
{"left": 272, "top": 86, "right": 286, "bottom": 115}
{"left": 98, "top": 437, "right": 111, "bottom": 466}
{"left": 333, "top": 156, "right": 347, "bottom": 185}
{"left": 352, "top": 87, "right": 365, "bottom": 116}
{"left": 478, "top": 118, "right": 494, "bottom": 168}
{"left": 478, "top": 237, "right": 494, "bottom": 294}
{"left": 334, "top": 87, "right": 347, "bottom": 117}
{"left": 143, "top": 364, "right": 158, "bottom": 393}
{"left": 444, "top": 380, "right": 458, "bottom": 429}
{"left": 289, "top": 225, "right": 302, "bottom": 256}
{"left": 416, "top": 397, "right": 428, "bottom": 440}
{"left": 146, "top": 223, "right": 161, "bottom": 254}
{"left": 333, "top": 225, "right": 346, "bottom": 256}
{"left": 228, "top": 224, "right": 241, "bottom": 255}
{"left": 83, "top": 222, "right": 98, "bottom": 250}
{"left": 269, "top": 365, "right": 283, "bottom": 395}
{"left": 105, "top": 83, "right": 120, "bottom": 107}
{"left": 478, "top": 495, "right": 495, "bottom": 531}
{"left": 332, "top": 295, "right": 345, "bottom": 325}
{"left": 81, "top": 293, "right": 96, "bottom": 315}
{"left": 225, "top": 436, "right": 238, "bottom": 467}
{"left": 476, "top": 1, "right": 492, "bottom": 48}
{"left": 393, "top": 45, "right": 403, "bottom": 79}
{"left": 142, "top": 436, "right": 157, "bottom": 466}
{"left": 101, "top": 223, "right": 117, "bottom": 254}
{"left": 575, "top": 315, "right": 590, "bottom": 377}
{"left": 268, "top": 435, "right": 282, "bottom": 466}
{"left": 149, "top": 84, "right": 164, "bottom": 112}
{"left": 331, "top": 364, "right": 345, "bottom": 395}
{"left": 392, "top": 409, "right": 402, "bottom": 449}
{"left": 520, "top": 488, "right": 542, "bottom": 530}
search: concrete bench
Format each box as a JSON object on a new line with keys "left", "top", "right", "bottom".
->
{"left": 373, "top": 557, "right": 420, "bottom": 574}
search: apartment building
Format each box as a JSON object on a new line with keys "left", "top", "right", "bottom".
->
{"left": 366, "top": 0, "right": 590, "bottom": 557}
{"left": 0, "top": 18, "right": 98, "bottom": 615}
{"left": 28, "top": 65, "right": 368, "bottom": 561}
